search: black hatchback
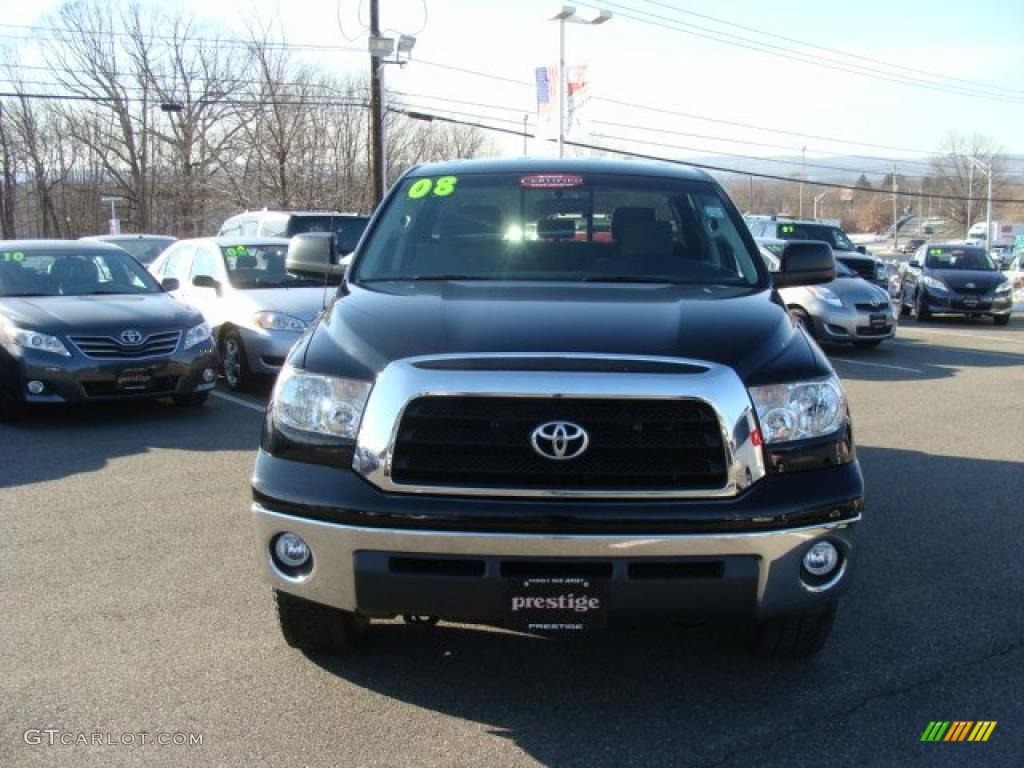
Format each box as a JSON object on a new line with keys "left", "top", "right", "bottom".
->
{"left": 899, "top": 243, "right": 1014, "bottom": 325}
{"left": 0, "top": 240, "right": 218, "bottom": 420}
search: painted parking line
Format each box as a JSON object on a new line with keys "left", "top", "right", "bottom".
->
{"left": 902, "top": 327, "right": 1024, "bottom": 345}
{"left": 888, "top": 339, "right": 1024, "bottom": 360}
{"left": 830, "top": 357, "right": 924, "bottom": 374}
{"left": 211, "top": 390, "right": 266, "bottom": 413}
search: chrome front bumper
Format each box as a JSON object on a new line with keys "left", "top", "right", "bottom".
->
{"left": 253, "top": 503, "right": 860, "bottom": 620}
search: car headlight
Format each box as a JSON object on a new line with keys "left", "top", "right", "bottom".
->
{"left": 271, "top": 366, "right": 372, "bottom": 440}
{"left": 184, "top": 321, "right": 211, "bottom": 349}
{"left": 994, "top": 279, "right": 1012, "bottom": 295}
{"left": 253, "top": 311, "right": 307, "bottom": 332}
{"left": 749, "top": 375, "right": 847, "bottom": 444}
{"left": 922, "top": 276, "right": 948, "bottom": 292}
{"left": 8, "top": 327, "right": 71, "bottom": 357}
{"left": 808, "top": 286, "right": 843, "bottom": 307}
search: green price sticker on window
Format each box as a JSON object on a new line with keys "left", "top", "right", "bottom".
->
{"left": 1, "top": 251, "right": 25, "bottom": 262}
{"left": 407, "top": 176, "right": 458, "bottom": 199}
{"left": 928, "top": 248, "right": 942, "bottom": 256}
{"left": 781, "top": 225, "right": 794, "bottom": 233}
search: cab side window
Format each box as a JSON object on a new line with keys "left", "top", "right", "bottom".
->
{"left": 162, "top": 245, "right": 195, "bottom": 284}
{"left": 190, "top": 245, "right": 222, "bottom": 281}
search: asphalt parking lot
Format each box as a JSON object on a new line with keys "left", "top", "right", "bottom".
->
{"left": 2, "top": 314, "right": 1022, "bottom": 768}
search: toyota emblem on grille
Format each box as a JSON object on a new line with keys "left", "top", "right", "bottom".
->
{"left": 965, "top": 282, "right": 976, "bottom": 290}
{"left": 530, "top": 421, "right": 589, "bottom": 461}
{"left": 120, "top": 329, "right": 143, "bottom": 345}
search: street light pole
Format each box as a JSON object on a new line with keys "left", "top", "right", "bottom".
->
{"left": 369, "top": 0, "right": 385, "bottom": 205}
{"left": 966, "top": 162, "right": 974, "bottom": 240}
{"left": 550, "top": 6, "right": 611, "bottom": 159}
{"left": 967, "top": 156, "right": 993, "bottom": 249}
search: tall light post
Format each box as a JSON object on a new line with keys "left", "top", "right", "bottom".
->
{"left": 550, "top": 6, "right": 611, "bottom": 158}
{"left": 966, "top": 156, "right": 992, "bottom": 249}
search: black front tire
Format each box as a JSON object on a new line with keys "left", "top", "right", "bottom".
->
{"left": 274, "top": 590, "right": 368, "bottom": 654}
{"left": 173, "top": 391, "right": 209, "bottom": 407}
{"left": 993, "top": 314, "right": 1011, "bottom": 326}
{"left": 898, "top": 286, "right": 911, "bottom": 316}
{"left": 754, "top": 602, "right": 837, "bottom": 659}
{"left": 915, "top": 292, "right": 931, "bottom": 322}
{"left": 221, "top": 330, "right": 254, "bottom": 392}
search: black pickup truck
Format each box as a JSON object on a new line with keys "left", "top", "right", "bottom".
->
{"left": 252, "top": 158, "right": 864, "bottom": 658}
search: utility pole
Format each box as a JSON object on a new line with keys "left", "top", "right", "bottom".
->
{"left": 891, "top": 162, "right": 898, "bottom": 250}
{"left": 523, "top": 114, "right": 529, "bottom": 155}
{"left": 966, "top": 162, "right": 973, "bottom": 240}
{"left": 748, "top": 174, "right": 754, "bottom": 212}
{"left": 799, "top": 146, "right": 806, "bottom": 218}
{"left": 369, "top": 0, "right": 385, "bottom": 206}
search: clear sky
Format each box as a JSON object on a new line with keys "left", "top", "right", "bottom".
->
{"left": 4, "top": 0, "right": 1023, "bottom": 170}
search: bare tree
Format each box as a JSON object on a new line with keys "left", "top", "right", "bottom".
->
{"left": 931, "top": 133, "right": 1009, "bottom": 228}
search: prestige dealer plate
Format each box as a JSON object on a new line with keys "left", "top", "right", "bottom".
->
{"left": 507, "top": 576, "right": 609, "bottom": 632}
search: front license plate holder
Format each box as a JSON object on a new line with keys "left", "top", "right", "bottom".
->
{"left": 869, "top": 313, "right": 887, "bottom": 328}
{"left": 116, "top": 367, "right": 155, "bottom": 391}
{"left": 506, "top": 577, "right": 609, "bottom": 632}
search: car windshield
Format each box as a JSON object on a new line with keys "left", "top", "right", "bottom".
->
{"left": 354, "top": 172, "right": 764, "bottom": 287}
{"left": 221, "top": 244, "right": 322, "bottom": 289}
{"left": 103, "top": 237, "right": 176, "bottom": 265}
{"left": 288, "top": 215, "right": 370, "bottom": 254}
{"left": 924, "top": 247, "right": 995, "bottom": 271}
{"left": 0, "top": 247, "right": 163, "bottom": 297}
{"left": 777, "top": 223, "right": 855, "bottom": 251}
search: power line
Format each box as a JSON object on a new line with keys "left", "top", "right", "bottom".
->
{"left": 392, "top": 106, "right": 1024, "bottom": 204}
{"left": 626, "top": 0, "right": 1024, "bottom": 97}
{"left": 580, "top": 1, "right": 1024, "bottom": 105}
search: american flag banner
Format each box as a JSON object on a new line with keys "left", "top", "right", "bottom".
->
{"left": 535, "top": 66, "right": 558, "bottom": 139}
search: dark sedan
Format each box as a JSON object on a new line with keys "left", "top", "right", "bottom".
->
{"left": 0, "top": 240, "right": 218, "bottom": 420}
{"left": 899, "top": 243, "right": 1013, "bottom": 325}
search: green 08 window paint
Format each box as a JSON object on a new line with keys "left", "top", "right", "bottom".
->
{"left": 1, "top": 251, "right": 25, "bottom": 262}
{"left": 406, "top": 176, "right": 459, "bottom": 199}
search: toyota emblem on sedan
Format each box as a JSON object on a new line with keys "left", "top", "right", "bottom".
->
{"left": 530, "top": 421, "right": 589, "bottom": 461}
{"left": 120, "top": 329, "right": 143, "bottom": 345}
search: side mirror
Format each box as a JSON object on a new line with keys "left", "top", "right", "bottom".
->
{"left": 855, "top": 245, "right": 867, "bottom": 254}
{"left": 286, "top": 233, "right": 344, "bottom": 283}
{"left": 773, "top": 240, "right": 836, "bottom": 288}
{"left": 161, "top": 277, "right": 179, "bottom": 292}
{"left": 192, "top": 274, "right": 221, "bottom": 294}
{"left": 907, "top": 260, "right": 921, "bottom": 269}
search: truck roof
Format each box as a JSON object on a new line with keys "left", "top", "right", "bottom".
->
{"left": 404, "top": 157, "right": 714, "bottom": 182}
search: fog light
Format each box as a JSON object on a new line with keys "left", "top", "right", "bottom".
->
{"left": 202, "top": 367, "right": 216, "bottom": 382}
{"left": 273, "top": 533, "right": 311, "bottom": 568}
{"left": 803, "top": 541, "right": 839, "bottom": 576}
{"left": 27, "top": 380, "right": 45, "bottom": 395}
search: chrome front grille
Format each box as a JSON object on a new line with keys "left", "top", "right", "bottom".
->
{"left": 70, "top": 330, "right": 181, "bottom": 359}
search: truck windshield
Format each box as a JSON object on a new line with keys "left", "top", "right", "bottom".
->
{"left": 353, "top": 173, "right": 763, "bottom": 287}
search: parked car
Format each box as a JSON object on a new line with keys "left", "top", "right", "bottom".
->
{"left": 0, "top": 240, "right": 216, "bottom": 420}
{"left": 759, "top": 244, "right": 895, "bottom": 348}
{"left": 745, "top": 215, "right": 888, "bottom": 288}
{"left": 899, "top": 243, "right": 1013, "bottom": 325}
{"left": 80, "top": 234, "right": 177, "bottom": 266}
{"left": 217, "top": 210, "right": 370, "bottom": 252}
{"left": 902, "top": 238, "right": 925, "bottom": 254}
{"left": 149, "top": 237, "right": 335, "bottom": 391}
{"left": 252, "top": 158, "right": 862, "bottom": 659}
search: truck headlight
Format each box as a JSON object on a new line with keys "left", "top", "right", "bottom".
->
{"left": 808, "top": 286, "right": 843, "bottom": 307}
{"left": 184, "top": 321, "right": 211, "bottom": 349}
{"left": 10, "top": 328, "right": 71, "bottom": 357}
{"left": 253, "top": 311, "right": 307, "bottom": 332}
{"left": 922, "top": 276, "right": 948, "bottom": 293}
{"left": 748, "top": 375, "right": 846, "bottom": 444}
{"left": 271, "top": 366, "right": 372, "bottom": 440}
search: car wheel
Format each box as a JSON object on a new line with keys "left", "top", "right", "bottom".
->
{"left": 753, "top": 602, "right": 837, "bottom": 659}
{"left": 915, "top": 292, "right": 931, "bottom": 322}
{"left": 993, "top": 314, "right": 1010, "bottom": 326}
{"left": 173, "top": 391, "right": 209, "bottom": 407}
{"left": 221, "top": 330, "right": 253, "bottom": 392}
{"left": 274, "top": 590, "right": 368, "bottom": 654}
{"left": 854, "top": 340, "right": 883, "bottom": 349}
{"left": 898, "top": 286, "right": 911, "bottom": 316}
{"left": 789, "top": 308, "right": 814, "bottom": 338}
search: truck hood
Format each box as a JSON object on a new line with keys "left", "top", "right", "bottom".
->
{"left": 303, "top": 281, "right": 830, "bottom": 385}
{"left": 0, "top": 293, "right": 203, "bottom": 335}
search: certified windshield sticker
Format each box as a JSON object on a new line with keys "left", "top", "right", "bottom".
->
{"left": 407, "top": 176, "right": 458, "bottom": 199}
{"left": 520, "top": 174, "right": 584, "bottom": 189}
{"left": 1, "top": 251, "right": 25, "bottom": 262}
